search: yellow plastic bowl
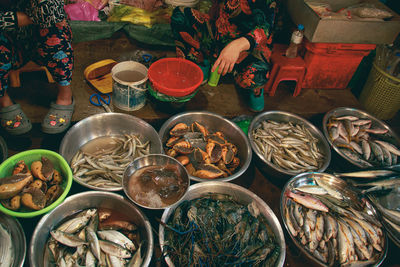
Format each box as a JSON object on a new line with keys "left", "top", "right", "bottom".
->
{"left": 0, "top": 149, "right": 73, "bottom": 218}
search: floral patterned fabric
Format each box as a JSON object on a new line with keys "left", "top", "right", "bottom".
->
{"left": 0, "top": 0, "right": 73, "bottom": 97}
{"left": 171, "top": 0, "right": 278, "bottom": 90}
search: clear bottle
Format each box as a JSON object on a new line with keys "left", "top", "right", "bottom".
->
{"left": 285, "top": 24, "right": 305, "bottom": 58}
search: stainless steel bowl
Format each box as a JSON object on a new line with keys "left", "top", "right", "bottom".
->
{"left": 248, "top": 111, "right": 331, "bottom": 183}
{"left": 159, "top": 181, "right": 286, "bottom": 267}
{"left": 59, "top": 113, "right": 163, "bottom": 191}
{"left": 158, "top": 111, "right": 252, "bottom": 182}
{"left": 280, "top": 172, "right": 388, "bottom": 267}
{"left": 30, "top": 191, "right": 154, "bottom": 267}
{"left": 0, "top": 213, "right": 26, "bottom": 267}
{"left": 322, "top": 107, "right": 400, "bottom": 169}
{"left": 123, "top": 154, "right": 190, "bottom": 210}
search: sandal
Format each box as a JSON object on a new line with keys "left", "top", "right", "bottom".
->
{"left": 41, "top": 99, "right": 75, "bottom": 134}
{"left": 0, "top": 104, "right": 32, "bottom": 135}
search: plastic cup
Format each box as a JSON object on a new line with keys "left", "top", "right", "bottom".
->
{"left": 208, "top": 66, "right": 221, "bottom": 87}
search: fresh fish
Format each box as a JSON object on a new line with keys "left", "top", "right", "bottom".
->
{"left": 335, "top": 116, "right": 359, "bottom": 121}
{"left": 328, "top": 126, "right": 339, "bottom": 141}
{"left": 361, "top": 140, "right": 371, "bottom": 161}
{"left": 335, "top": 169, "right": 397, "bottom": 179}
{"left": 337, "top": 220, "right": 350, "bottom": 264}
{"left": 324, "top": 214, "right": 338, "bottom": 241}
{"left": 363, "top": 128, "right": 389, "bottom": 135}
{"left": 85, "top": 250, "right": 96, "bottom": 267}
{"left": 353, "top": 177, "right": 400, "bottom": 188}
{"left": 340, "top": 149, "right": 373, "bottom": 167}
{"left": 350, "top": 141, "right": 363, "bottom": 155}
{"left": 294, "top": 185, "right": 328, "bottom": 195}
{"left": 314, "top": 176, "right": 343, "bottom": 200}
{"left": 348, "top": 224, "right": 371, "bottom": 260}
{"left": 306, "top": 209, "right": 317, "bottom": 231}
{"left": 50, "top": 230, "right": 88, "bottom": 247}
{"left": 97, "top": 230, "right": 136, "bottom": 251}
{"left": 374, "top": 140, "right": 400, "bottom": 156}
{"left": 57, "top": 209, "right": 96, "bottom": 233}
{"left": 342, "top": 218, "right": 368, "bottom": 245}
{"left": 86, "top": 227, "right": 101, "bottom": 260}
{"left": 0, "top": 223, "right": 12, "bottom": 267}
{"left": 285, "top": 205, "right": 298, "bottom": 237}
{"left": 107, "top": 254, "right": 126, "bottom": 267}
{"left": 127, "top": 243, "right": 143, "bottom": 267}
{"left": 352, "top": 218, "right": 382, "bottom": 252}
{"left": 315, "top": 213, "right": 324, "bottom": 241}
{"left": 286, "top": 191, "right": 329, "bottom": 212}
{"left": 293, "top": 201, "right": 304, "bottom": 227}
{"left": 369, "top": 197, "right": 400, "bottom": 225}
{"left": 98, "top": 240, "right": 132, "bottom": 258}
{"left": 353, "top": 119, "right": 372, "bottom": 126}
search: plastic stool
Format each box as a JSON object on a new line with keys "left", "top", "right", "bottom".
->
{"left": 264, "top": 44, "right": 306, "bottom": 97}
{"left": 9, "top": 61, "right": 54, "bottom": 87}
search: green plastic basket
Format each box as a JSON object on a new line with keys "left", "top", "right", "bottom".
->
{"left": 0, "top": 149, "right": 73, "bottom": 218}
{"left": 359, "top": 62, "right": 400, "bottom": 120}
{"left": 147, "top": 82, "right": 198, "bottom": 103}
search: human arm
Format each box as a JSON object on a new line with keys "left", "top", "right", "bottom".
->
{"left": 211, "top": 37, "right": 250, "bottom": 76}
{"left": 212, "top": 0, "right": 277, "bottom": 75}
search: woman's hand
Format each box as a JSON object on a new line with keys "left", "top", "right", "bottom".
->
{"left": 16, "top": 12, "right": 33, "bottom": 27}
{"left": 211, "top": 37, "right": 250, "bottom": 76}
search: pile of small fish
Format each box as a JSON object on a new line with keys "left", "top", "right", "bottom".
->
{"left": 0, "top": 223, "right": 13, "bottom": 267}
{"left": 326, "top": 115, "right": 400, "bottom": 167}
{"left": 71, "top": 134, "right": 151, "bottom": 189}
{"left": 251, "top": 120, "right": 325, "bottom": 173}
{"left": 163, "top": 194, "right": 281, "bottom": 266}
{"left": 45, "top": 208, "right": 143, "bottom": 267}
{"left": 0, "top": 157, "right": 64, "bottom": 211}
{"left": 283, "top": 174, "right": 385, "bottom": 266}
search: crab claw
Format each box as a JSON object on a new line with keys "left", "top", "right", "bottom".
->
{"left": 206, "top": 142, "right": 222, "bottom": 163}
{"left": 193, "top": 164, "right": 225, "bottom": 179}
{"left": 0, "top": 173, "right": 33, "bottom": 199}
{"left": 191, "top": 122, "right": 209, "bottom": 137}
{"left": 166, "top": 136, "right": 182, "bottom": 147}
{"left": 221, "top": 144, "right": 235, "bottom": 165}
{"left": 170, "top": 123, "right": 189, "bottom": 136}
{"left": 173, "top": 140, "right": 194, "bottom": 154}
{"left": 190, "top": 148, "right": 211, "bottom": 165}
{"left": 21, "top": 187, "right": 46, "bottom": 210}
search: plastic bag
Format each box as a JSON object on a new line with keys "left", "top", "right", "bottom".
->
{"left": 346, "top": 3, "right": 393, "bottom": 19}
{"left": 107, "top": 4, "right": 171, "bottom": 28}
{"left": 65, "top": 0, "right": 101, "bottom": 21}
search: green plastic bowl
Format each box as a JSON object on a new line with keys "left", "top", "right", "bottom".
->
{"left": 0, "top": 149, "right": 73, "bottom": 218}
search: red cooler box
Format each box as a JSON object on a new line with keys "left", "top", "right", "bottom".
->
{"left": 302, "top": 41, "right": 376, "bottom": 89}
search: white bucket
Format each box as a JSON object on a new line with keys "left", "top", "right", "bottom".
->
{"left": 111, "top": 61, "right": 148, "bottom": 111}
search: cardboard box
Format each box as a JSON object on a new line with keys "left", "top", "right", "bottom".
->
{"left": 284, "top": 0, "right": 400, "bottom": 44}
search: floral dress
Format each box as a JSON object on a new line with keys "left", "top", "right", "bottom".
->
{"left": 171, "top": 0, "right": 278, "bottom": 90}
{"left": 0, "top": 0, "right": 74, "bottom": 97}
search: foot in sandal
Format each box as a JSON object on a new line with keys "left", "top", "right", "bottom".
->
{"left": 0, "top": 103, "right": 32, "bottom": 135}
{"left": 41, "top": 99, "right": 75, "bottom": 134}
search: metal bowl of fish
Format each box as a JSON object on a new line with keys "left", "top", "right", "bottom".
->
{"left": 159, "top": 181, "right": 286, "bottom": 266}
{"left": 248, "top": 110, "right": 331, "bottom": 182}
{"left": 158, "top": 111, "right": 252, "bottom": 182}
{"left": 280, "top": 172, "right": 388, "bottom": 266}
{"left": 59, "top": 113, "right": 164, "bottom": 191}
{"left": 30, "top": 190, "right": 154, "bottom": 267}
{"left": 0, "top": 213, "right": 26, "bottom": 267}
{"left": 123, "top": 154, "right": 190, "bottom": 210}
{"left": 322, "top": 107, "right": 400, "bottom": 169}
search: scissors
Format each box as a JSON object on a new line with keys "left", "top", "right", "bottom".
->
{"left": 89, "top": 93, "right": 112, "bottom": 113}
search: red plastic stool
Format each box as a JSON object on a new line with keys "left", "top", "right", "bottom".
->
{"left": 264, "top": 44, "right": 306, "bottom": 97}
